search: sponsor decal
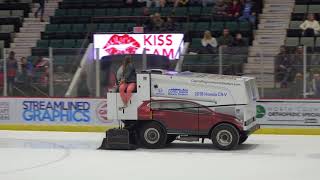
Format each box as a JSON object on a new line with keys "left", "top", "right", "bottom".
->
{"left": 256, "top": 105, "right": 266, "bottom": 118}
{"left": 0, "top": 102, "right": 9, "bottom": 121}
{"left": 96, "top": 101, "right": 111, "bottom": 123}
{"left": 195, "top": 91, "right": 227, "bottom": 97}
{"left": 22, "top": 101, "right": 90, "bottom": 122}
{"left": 168, "top": 88, "right": 188, "bottom": 96}
{"left": 154, "top": 88, "right": 165, "bottom": 96}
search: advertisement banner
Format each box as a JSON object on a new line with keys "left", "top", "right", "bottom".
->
{"left": 2, "top": 97, "right": 320, "bottom": 128}
{"left": 257, "top": 100, "right": 320, "bottom": 126}
{"left": 93, "top": 33, "right": 184, "bottom": 60}
{"left": 0, "top": 97, "right": 117, "bottom": 126}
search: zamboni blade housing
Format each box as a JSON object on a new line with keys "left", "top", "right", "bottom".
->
{"left": 99, "top": 128, "right": 137, "bottom": 150}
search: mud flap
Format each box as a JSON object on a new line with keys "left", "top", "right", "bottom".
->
{"left": 98, "top": 128, "right": 137, "bottom": 150}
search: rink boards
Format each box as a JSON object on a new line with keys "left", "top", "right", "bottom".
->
{"left": 0, "top": 97, "right": 320, "bottom": 135}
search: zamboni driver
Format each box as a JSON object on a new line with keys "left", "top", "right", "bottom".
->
{"left": 117, "top": 56, "right": 137, "bottom": 108}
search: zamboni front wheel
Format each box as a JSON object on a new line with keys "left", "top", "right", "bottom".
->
{"left": 139, "top": 122, "right": 167, "bottom": 149}
{"left": 211, "top": 123, "right": 240, "bottom": 150}
{"left": 238, "top": 135, "right": 248, "bottom": 145}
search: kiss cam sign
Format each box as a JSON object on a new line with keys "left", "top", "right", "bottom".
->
{"left": 94, "top": 33, "right": 184, "bottom": 60}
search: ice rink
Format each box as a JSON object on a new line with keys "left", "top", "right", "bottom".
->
{"left": 0, "top": 130, "right": 319, "bottom": 180}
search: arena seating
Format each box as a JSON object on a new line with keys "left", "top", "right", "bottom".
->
{"left": 265, "top": 0, "right": 320, "bottom": 98}
{"left": 30, "top": 0, "right": 260, "bottom": 77}
{"left": 0, "top": 1, "right": 29, "bottom": 48}
{"left": 0, "top": 0, "right": 262, "bottom": 96}
{"left": 285, "top": 0, "right": 320, "bottom": 56}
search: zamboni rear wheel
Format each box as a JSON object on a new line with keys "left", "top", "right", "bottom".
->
{"left": 139, "top": 122, "right": 167, "bottom": 149}
{"left": 211, "top": 123, "right": 239, "bottom": 150}
{"left": 166, "top": 135, "right": 177, "bottom": 144}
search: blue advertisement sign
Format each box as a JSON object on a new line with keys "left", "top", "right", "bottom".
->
{"left": 22, "top": 100, "right": 91, "bottom": 122}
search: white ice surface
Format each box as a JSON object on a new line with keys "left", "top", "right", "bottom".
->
{"left": 0, "top": 130, "right": 320, "bottom": 180}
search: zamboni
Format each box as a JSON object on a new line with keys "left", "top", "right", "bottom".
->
{"left": 100, "top": 70, "right": 260, "bottom": 150}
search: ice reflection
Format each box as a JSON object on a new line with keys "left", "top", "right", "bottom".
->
{"left": 0, "top": 138, "right": 99, "bottom": 149}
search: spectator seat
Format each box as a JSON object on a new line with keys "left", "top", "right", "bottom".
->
{"left": 94, "top": 9, "right": 107, "bottom": 16}
{"left": 316, "top": 37, "right": 320, "bottom": 47}
{"left": 290, "top": 21, "right": 303, "bottom": 29}
{"left": 80, "top": 9, "right": 93, "bottom": 16}
{"left": 50, "top": 40, "right": 63, "bottom": 48}
{"left": 173, "top": 7, "right": 187, "bottom": 16}
{"left": 239, "top": 21, "right": 251, "bottom": 31}
{"left": 195, "top": 22, "right": 210, "bottom": 31}
{"left": 67, "top": 9, "right": 80, "bottom": 16}
{"left": 72, "top": 24, "right": 86, "bottom": 32}
{"left": 57, "top": 24, "right": 72, "bottom": 32}
{"left": 119, "top": 8, "right": 132, "bottom": 16}
{"left": 308, "top": 5, "right": 320, "bottom": 13}
{"left": 98, "top": 23, "right": 112, "bottom": 31}
{"left": 293, "top": 5, "right": 307, "bottom": 13}
{"left": 46, "top": 24, "right": 59, "bottom": 32}
{"left": 211, "top": 22, "right": 224, "bottom": 31}
{"left": 225, "top": 21, "right": 238, "bottom": 32}
{"left": 63, "top": 39, "right": 76, "bottom": 48}
{"left": 285, "top": 37, "right": 300, "bottom": 46}
{"left": 188, "top": 7, "right": 201, "bottom": 15}
{"left": 106, "top": 8, "right": 119, "bottom": 16}
{"left": 300, "top": 37, "right": 315, "bottom": 47}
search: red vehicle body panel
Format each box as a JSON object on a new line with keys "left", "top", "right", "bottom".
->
{"left": 138, "top": 100, "right": 243, "bottom": 135}
{"left": 152, "top": 109, "right": 199, "bottom": 133}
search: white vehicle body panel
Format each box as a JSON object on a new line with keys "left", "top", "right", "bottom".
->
{"left": 107, "top": 71, "right": 258, "bottom": 130}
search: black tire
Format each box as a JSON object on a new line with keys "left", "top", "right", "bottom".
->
{"left": 139, "top": 122, "right": 167, "bottom": 149}
{"left": 211, "top": 123, "right": 240, "bottom": 150}
{"left": 238, "top": 135, "right": 248, "bottom": 145}
{"left": 166, "top": 135, "right": 177, "bottom": 144}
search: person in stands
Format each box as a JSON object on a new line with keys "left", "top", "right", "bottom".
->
{"left": 143, "top": 7, "right": 150, "bottom": 16}
{"left": 202, "top": 30, "right": 218, "bottom": 48}
{"left": 77, "top": 71, "right": 90, "bottom": 97}
{"left": 34, "top": 0, "right": 47, "bottom": 22}
{"left": 311, "top": 72, "right": 320, "bottom": 97}
{"left": 228, "top": 0, "right": 241, "bottom": 18}
{"left": 218, "top": 28, "right": 234, "bottom": 47}
{"left": 200, "top": 30, "right": 217, "bottom": 54}
{"left": 7, "top": 51, "right": 18, "bottom": 95}
{"left": 212, "top": 0, "right": 228, "bottom": 16}
{"left": 163, "top": 17, "right": 177, "bottom": 31}
{"left": 140, "top": 0, "right": 166, "bottom": 8}
{"left": 17, "top": 57, "right": 33, "bottom": 85}
{"left": 238, "top": 0, "right": 256, "bottom": 24}
{"left": 232, "top": 33, "right": 247, "bottom": 46}
{"left": 144, "top": 15, "right": 155, "bottom": 32}
{"left": 275, "top": 46, "right": 294, "bottom": 88}
{"left": 300, "top": 14, "right": 320, "bottom": 37}
{"left": 190, "top": 0, "right": 216, "bottom": 7}
{"left": 53, "top": 66, "right": 72, "bottom": 97}
{"left": 118, "top": 56, "right": 137, "bottom": 108}
{"left": 152, "top": 13, "right": 165, "bottom": 31}
{"left": 292, "top": 46, "right": 304, "bottom": 78}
